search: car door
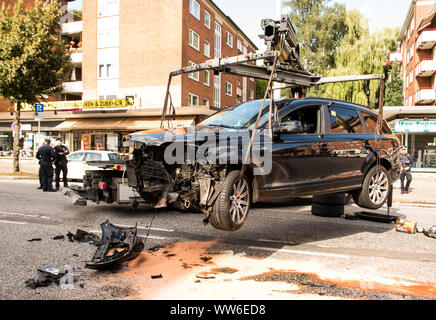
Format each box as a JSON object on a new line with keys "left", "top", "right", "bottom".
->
{"left": 67, "top": 152, "right": 84, "bottom": 180}
{"left": 321, "top": 104, "right": 368, "bottom": 187}
{"left": 265, "top": 104, "right": 329, "bottom": 199}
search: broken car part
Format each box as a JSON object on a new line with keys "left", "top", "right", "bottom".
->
{"left": 25, "top": 267, "right": 74, "bottom": 289}
{"left": 394, "top": 219, "right": 418, "bottom": 234}
{"left": 67, "top": 229, "right": 101, "bottom": 244}
{"left": 85, "top": 221, "right": 144, "bottom": 270}
{"left": 423, "top": 225, "right": 436, "bottom": 239}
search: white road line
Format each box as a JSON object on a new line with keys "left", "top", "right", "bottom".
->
{"left": 0, "top": 220, "right": 27, "bottom": 225}
{"left": 248, "top": 246, "right": 350, "bottom": 259}
{"left": 0, "top": 211, "right": 51, "bottom": 220}
{"left": 258, "top": 239, "right": 297, "bottom": 245}
{"left": 114, "top": 224, "right": 175, "bottom": 233}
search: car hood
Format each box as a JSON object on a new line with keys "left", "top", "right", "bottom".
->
{"left": 129, "top": 126, "right": 250, "bottom": 146}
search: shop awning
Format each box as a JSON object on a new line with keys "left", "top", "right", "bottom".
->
{"left": 54, "top": 116, "right": 197, "bottom": 132}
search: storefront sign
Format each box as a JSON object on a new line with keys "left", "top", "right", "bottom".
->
{"left": 21, "top": 97, "right": 134, "bottom": 112}
{"left": 394, "top": 120, "right": 436, "bottom": 133}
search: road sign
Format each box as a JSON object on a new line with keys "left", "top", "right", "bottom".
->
{"left": 35, "top": 104, "right": 44, "bottom": 113}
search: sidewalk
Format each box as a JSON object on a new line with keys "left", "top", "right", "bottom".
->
{"left": 0, "top": 158, "right": 39, "bottom": 179}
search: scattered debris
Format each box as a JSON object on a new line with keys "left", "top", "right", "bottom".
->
{"left": 52, "top": 235, "right": 65, "bottom": 241}
{"left": 394, "top": 219, "right": 418, "bottom": 234}
{"left": 79, "top": 283, "right": 85, "bottom": 289}
{"left": 151, "top": 274, "right": 163, "bottom": 279}
{"left": 211, "top": 267, "right": 238, "bottom": 274}
{"left": 25, "top": 267, "right": 74, "bottom": 289}
{"left": 27, "top": 238, "right": 42, "bottom": 242}
{"left": 200, "top": 256, "right": 212, "bottom": 262}
{"left": 166, "top": 253, "right": 176, "bottom": 258}
{"left": 196, "top": 275, "right": 215, "bottom": 280}
{"left": 85, "top": 220, "right": 144, "bottom": 270}
{"left": 423, "top": 226, "right": 436, "bottom": 239}
{"left": 148, "top": 245, "right": 163, "bottom": 252}
{"left": 72, "top": 254, "right": 79, "bottom": 257}
{"left": 67, "top": 229, "right": 100, "bottom": 244}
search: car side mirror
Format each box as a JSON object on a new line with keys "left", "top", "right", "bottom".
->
{"left": 273, "top": 120, "right": 303, "bottom": 134}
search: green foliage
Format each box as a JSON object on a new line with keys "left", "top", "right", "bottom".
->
{"left": 71, "top": 9, "right": 82, "bottom": 20}
{"left": 385, "top": 62, "right": 404, "bottom": 106}
{"left": 0, "top": 0, "right": 73, "bottom": 106}
{"left": 256, "top": 79, "right": 268, "bottom": 99}
{"left": 285, "top": 0, "right": 348, "bottom": 73}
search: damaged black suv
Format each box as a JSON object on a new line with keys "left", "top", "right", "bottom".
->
{"left": 124, "top": 97, "right": 401, "bottom": 232}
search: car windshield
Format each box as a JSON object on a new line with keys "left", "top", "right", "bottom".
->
{"left": 199, "top": 100, "right": 287, "bottom": 129}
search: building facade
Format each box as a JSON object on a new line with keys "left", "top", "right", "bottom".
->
{"left": 0, "top": 0, "right": 258, "bottom": 155}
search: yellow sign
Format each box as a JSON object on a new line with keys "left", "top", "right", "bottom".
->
{"left": 21, "top": 97, "right": 134, "bottom": 111}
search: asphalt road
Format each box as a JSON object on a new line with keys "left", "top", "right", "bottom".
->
{"left": 0, "top": 180, "right": 435, "bottom": 300}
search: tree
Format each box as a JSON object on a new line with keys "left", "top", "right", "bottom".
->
{"left": 0, "top": 0, "right": 72, "bottom": 172}
{"left": 385, "top": 62, "right": 404, "bottom": 106}
{"left": 256, "top": 79, "right": 268, "bottom": 99}
{"left": 312, "top": 10, "right": 399, "bottom": 108}
{"left": 285, "top": 0, "right": 348, "bottom": 73}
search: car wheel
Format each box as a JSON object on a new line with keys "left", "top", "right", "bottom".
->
{"left": 353, "top": 166, "right": 391, "bottom": 210}
{"left": 209, "top": 170, "right": 251, "bottom": 232}
{"left": 311, "top": 203, "right": 344, "bottom": 217}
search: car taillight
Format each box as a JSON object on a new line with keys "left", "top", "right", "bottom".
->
{"left": 113, "top": 165, "right": 125, "bottom": 171}
{"left": 99, "top": 182, "right": 107, "bottom": 191}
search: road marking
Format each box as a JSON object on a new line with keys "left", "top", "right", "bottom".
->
{"left": 0, "top": 220, "right": 27, "bottom": 225}
{"left": 258, "top": 239, "right": 298, "bottom": 245}
{"left": 115, "top": 224, "right": 175, "bottom": 233}
{"left": 0, "top": 211, "right": 51, "bottom": 220}
{"left": 248, "top": 246, "right": 350, "bottom": 259}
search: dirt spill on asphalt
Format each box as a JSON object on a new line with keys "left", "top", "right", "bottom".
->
{"left": 105, "top": 240, "right": 436, "bottom": 300}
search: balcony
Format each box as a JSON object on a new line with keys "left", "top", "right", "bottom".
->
{"left": 388, "top": 52, "right": 402, "bottom": 64}
{"left": 415, "top": 88, "right": 436, "bottom": 105}
{"left": 70, "top": 51, "right": 83, "bottom": 65}
{"left": 61, "top": 21, "right": 83, "bottom": 35}
{"left": 416, "top": 59, "right": 436, "bottom": 77}
{"left": 417, "top": 29, "right": 436, "bottom": 50}
{"left": 63, "top": 81, "right": 83, "bottom": 95}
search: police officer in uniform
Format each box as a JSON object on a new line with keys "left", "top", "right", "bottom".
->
{"left": 54, "top": 138, "right": 70, "bottom": 191}
{"left": 36, "top": 138, "right": 56, "bottom": 192}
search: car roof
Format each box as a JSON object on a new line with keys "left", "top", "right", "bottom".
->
{"left": 299, "top": 97, "right": 378, "bottom": 115}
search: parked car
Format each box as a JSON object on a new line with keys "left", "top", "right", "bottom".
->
{"left": 67, "top": 151, "right": 122, "bottom": 180}
{"left": 70, "top": 98, "right": 402, "bottom": 232}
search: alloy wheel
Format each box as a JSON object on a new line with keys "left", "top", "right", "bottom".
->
{"left": 368, "top": 170, "right": 389, "bottom": 205}
{"left": 229, "top": 178, "right": 250, "bottom": 225}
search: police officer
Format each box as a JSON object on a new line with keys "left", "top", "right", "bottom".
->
{"left": 36, "top": 138, "right": 56, "bottom": 192}
{"left": 399, "top": 146, "right": 413, "bottom": 194}
{"left": 54, "top": 138, "right": 70, "bottom": 191}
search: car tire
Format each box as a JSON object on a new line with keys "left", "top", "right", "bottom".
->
{"left": 209, "top": 170, "right": 251, "bottom": 232}
{"left": 352, "top": 166, "right": 391, "bottom": 210}
{"left": 311, "top": 203, "right": 344, "bottom": 217}
{"left": 312, "top": 193, "right": 346, "bottom": 206}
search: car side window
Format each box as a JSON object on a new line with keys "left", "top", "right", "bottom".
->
{"left": 280, "top": 105, "right": 321, "bottom": 134}
{"left": 85, "top": 153, "right": 102, "bottom": 161}
{"left": 67, "top": 152, "right": 84, "bottom": 161}
{"left": 329, "top": 106, "right": 363, "bottom": 134}
{"left": 362, "top": 112, "right": 392, "bottom": 134}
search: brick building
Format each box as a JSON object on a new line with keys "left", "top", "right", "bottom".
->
{"left": 0, "top": 0, "right": 258, "bottom": 155}
{"left": 399, "top": 0, "right": 436, "bottom": 106}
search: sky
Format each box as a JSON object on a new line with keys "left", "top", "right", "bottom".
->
{"left": 68, "top": 0, "right": 412, "bottom": 51}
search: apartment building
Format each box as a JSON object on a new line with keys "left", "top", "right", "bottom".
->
{"left": 384, "top": 0, "right": 436, "bottom": 172}
{"left": 399, "top": 0, "right": 436, "bottom": 106}
{"left": 0, "top": 0, "right": 258, "bottom": 154}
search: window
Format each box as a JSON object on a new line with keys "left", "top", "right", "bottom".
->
{"left": 328, "top": 106, "right": 363, "bottom": 134}
{"left": 188, "top": 93, "right": 199, "bottom": 106}
{"left": 188, "top": 61, "right": 199, "bottom": 81}
{"left": 225, "top": 82, "right": 233, "bottom": 96}
{"left": 189, "top": 0, "right": 200, "bottom": 20}
{"left": 204, "top": 40, "right": 211, "bottom": 58}
{"left": 243, "top": 45, "right": 248, "bottom": 54}
{"left": 99, "top": 64, "right": 104, "bottom": 78}
{"left": 106, "top": 64, "right": 112, "bottom": 78}
{"left": 204, "top": 11, "right": 211, "bottom": 29}
{"left": 189, "top": 29, "right": 200, "bottom": 51}
{"left": 237, "top": 39, "right": 242, "bottom": 52}
{"left": 203, "top": 98, "right": 210, "bottom": 106}
{"left": 362, "top": 112, "right": 392, "bottom": 134}
{"left": 249, "top": 89, "right": 254, "bottom": 100}
{"left": 85, "top": 152, "right": 102, "bottom": 161}
{"left": 98, "top": 63, "right": 113, "bottom": 78}
{"left": 280, "top": 106, "right": 321, "bottom": 134}
{"left": 214, "top": 22, "right": 222, "bottom": 58}
{"left": 98, "top": 0, "right": 119, "bottom": 17}
{"left": 67, "top": 152, "right": 84, "bottom": 161}
{"left": 226, "top": 32, "right": 233, "bottom": 48}
{"left": 204, "top": 70, "right": 210, "bottom": 86}
{"left": 250, "top": 77, "right": 254, "bottom": 82}
{"left": 214, "top": 75, "right": 221, "bottom": 108}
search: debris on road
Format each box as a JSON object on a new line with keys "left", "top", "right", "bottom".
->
{"left": 27, "top": 238, "right": 42, "bottom": 242}
{"left": 67, "top": 229, "right": 100, "bottom": 244}
{"left": 85, "top": 220, "right": 144, "bottom": 270}
{"left": 423, "top": 226, "right": 436, "bottom": 239}
{"left": 200, "top": 256, "right": 212, "bottom": 262}
{"left": 151, "top": 274, "right": 163, "bottom": 279}
{"left": 25, "top": 267, "right": 74, "bottom": 289}
{"left": 52, "top": 235, "right": 65, "bottom": 240}
{"left": 394, "top": 219, "right": 418, "bottom": 234}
